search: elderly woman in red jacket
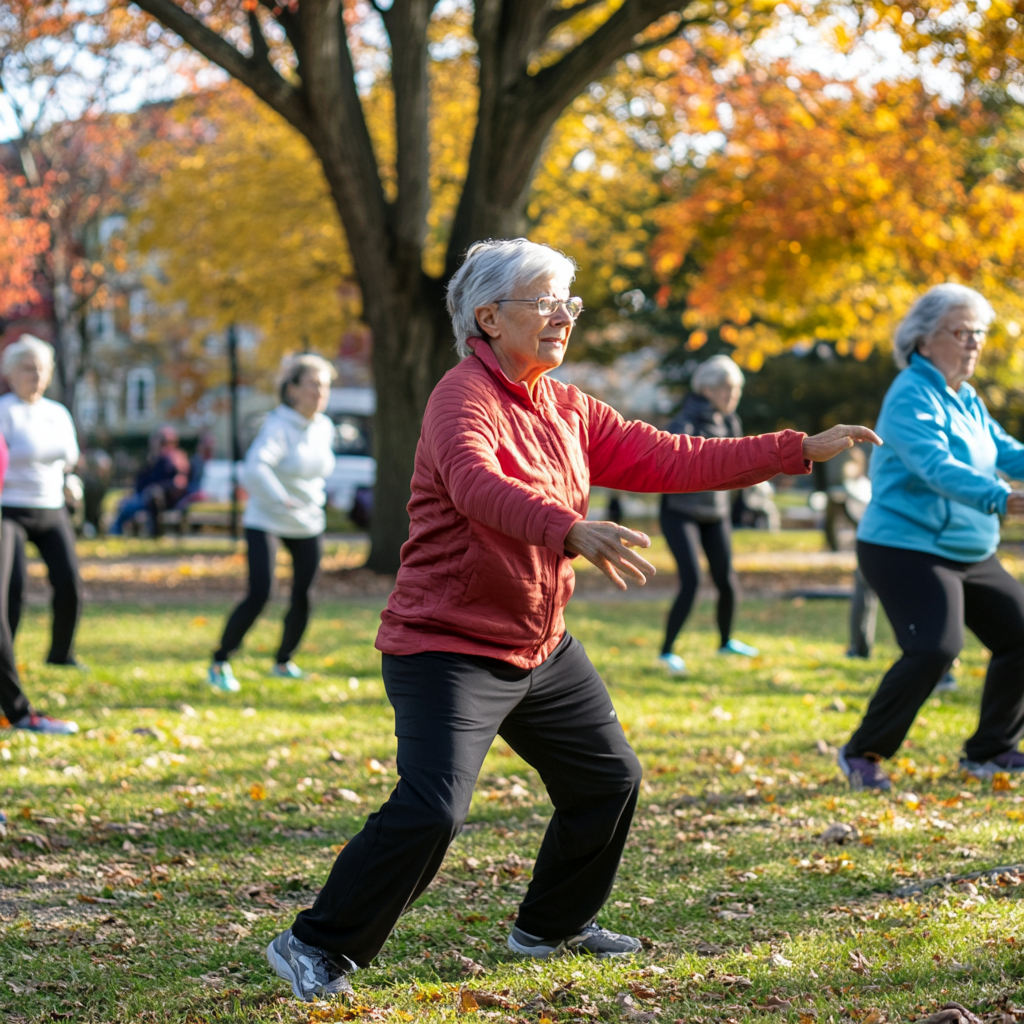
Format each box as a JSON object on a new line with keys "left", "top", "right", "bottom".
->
{"left": 266, "top": 239, "right": 879, "bottom": 1001}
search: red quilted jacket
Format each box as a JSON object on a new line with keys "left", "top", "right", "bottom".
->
{"left": 376, "top": 338, "right": 809, "bottom": 667}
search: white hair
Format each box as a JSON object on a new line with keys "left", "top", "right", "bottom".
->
{"left": 2, "top": 334, "right": 55, "bottom": 379}
{"left": 446, "top": 238, "right": 577, "bottom": 358}
{"left": 692, "top": 354, "right": 745, "bottom": 394}
{"left": 893, "top": 283, "right": 995, "bottom": 369}
{"left": 276, "top": 352, "right": 337, "bottom": 405}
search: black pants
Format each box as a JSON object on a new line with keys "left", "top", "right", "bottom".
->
{"left": 291, "top": 633, "right": 642, "bottom": 966}
{"left": 214, "top": 528, "right": 321, "bottom": 664}
{"left": 850, "top": 540, "right": 1024, "bottom": 762}
{"left": 1, "top": 506, "right": 82, "bottom": 665}
{"left": 660, "top": 504, "right": 735, "bottom": 652}
{"left": 0, "top": 508, "right": 29, "bottom": 723}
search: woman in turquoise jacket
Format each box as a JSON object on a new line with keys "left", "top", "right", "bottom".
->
{"left": 840, "top": 283, "right": 1024, "bottom": 791}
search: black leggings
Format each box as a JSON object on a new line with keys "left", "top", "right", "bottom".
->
{"left": 214, "top": 528, "right": 321, "bottom": 664}
{"left": 660, "top": 505, "right": 736, "bottom": 652}
{"left": 1, "top": 505, "right": 82, "bottom": 665}
{"left": 0, "top": 509, "right": 29, "bottom": 723}
{"left": 291, "top": 633, "right": 641, "bottom": 966}
{"left": 850, "top": 540, "right": 1024, "bottom": 762}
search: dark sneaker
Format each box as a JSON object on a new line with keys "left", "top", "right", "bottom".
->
{"left": 838, "top": 744, "right": 891, "bottom": 791}
{"left": 12, "top": 713, "right": 79, "bottom": 736}
{"left": 508, "top": 921, "right": 641, "bottom": 959}
{"left": 960, "top": 748, "right": 1024, "bottom": 778}
{"left": 266, "top": 928, "right": 355, "bottom": 1002}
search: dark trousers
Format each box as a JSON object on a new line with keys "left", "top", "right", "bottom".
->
{"left": 0, "top": 508, "right": 29, "bottom": 723}
{"left": 291, "top": 633, "right": 642, "bottom": 967}
{"left": 1, "top": 506, "right": 82, "bottom": 665}
{"left": 660, "top": 505, "right": 736, "bottom": 652}
{"left": 214, "top": 528, "right": 321, "bottom": 664}
{"left": 850, "top": 540, "right": 1024, "bottom": 762}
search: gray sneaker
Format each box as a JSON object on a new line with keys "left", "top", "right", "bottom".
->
{"left": 507, "top": 921, "right": 641, "bottom": 959}
{"left": 960, "top": 748, "right": 1024, "bottom": 778}
{"left": 266, "top": 928, "right": 355, "bottom": 1001}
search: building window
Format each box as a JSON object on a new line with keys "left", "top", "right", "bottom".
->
{"left": 75, "top": 377, "right": 99, "bottom": 429}
{"left": 125, "top": 367, "right": 156, "bottom": 423}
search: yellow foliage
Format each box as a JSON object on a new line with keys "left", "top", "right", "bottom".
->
{"left": 132, "top": 83, "right": 357, "bottom": 370}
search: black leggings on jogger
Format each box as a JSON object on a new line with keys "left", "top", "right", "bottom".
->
{"left": 214, "top": 528, "right": 321, "bottom": 664}
{"left": 0, "top": 510, "right": 30, "bottom": 724}
{"left": 1, "top": 505, "right": 82, "bottom": 666}
{"left": 291, "top": 633, "right": 642, "bottom": 967}
{"left": 849, "top": 540, "right": 1024, "bottom": 762}
{"left": 660, "top": 502, "right": 736, "bottom": 653}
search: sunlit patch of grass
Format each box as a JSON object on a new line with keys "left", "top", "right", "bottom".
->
{"left": 1, "top": 593, "right": 1021, "bottom": 1022}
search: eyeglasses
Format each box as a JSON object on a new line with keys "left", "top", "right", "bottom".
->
{"left": 496, "top": 295, "right": 584, "bottom": 319}
{"left": 943, "top": 327, "right": 988, "bottom": 344}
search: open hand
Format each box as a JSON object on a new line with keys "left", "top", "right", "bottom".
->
{"left": 802, "top": 424, "right": 882, "bottom": 462}
{"left": 565, "top": 520, "right": 656, "bottom": 591}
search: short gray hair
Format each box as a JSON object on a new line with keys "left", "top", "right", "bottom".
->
{"left": 446, "top": 238, "right": 577, "bottom": 358}
{"left": 692, "top": 354, "right": 745, "bottom": 394}
{"left": 277, "top": 352, "right": 337, "bottom": 405}
{"left": 893, "top": 284, "right": 995, "bottom": 369}
{"left": 2, "top": 334, "right": 55, "bottom": 379}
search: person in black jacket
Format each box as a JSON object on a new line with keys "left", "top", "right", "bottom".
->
{"left": 659, "top": 355, "right": 759, "bottom": 674}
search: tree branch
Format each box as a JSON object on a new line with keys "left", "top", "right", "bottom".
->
{"left": 543, "top": 0, "right": 608, "bottom": 35}
{"left": 528, "top": 0, "right": 685, "bottom": 122}
{"left": 130, "top": 0, "right": 314, "bottom": 136}
{"left": 247, "top": 10, "right": 270, "bottom": 66}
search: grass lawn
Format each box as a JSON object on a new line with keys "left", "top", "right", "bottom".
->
{"left": 1, "top": 593, "right": 1022, "bottom": 1023}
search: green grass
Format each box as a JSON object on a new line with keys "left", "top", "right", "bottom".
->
{"left": 1, "top": 595, "right": 1022, "bottom": 1023}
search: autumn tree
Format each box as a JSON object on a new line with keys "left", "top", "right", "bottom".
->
{"left": 650, "top": 69, "right": 1024, "bottom": 370}
{"left": 0, "top": 1, "right": 170, "bottom": 403}
{"left": 132, "top": 83, "right": 359, "bottom": 375}
{"left": 124, "top": 0, "right": 779, "bottom": 573}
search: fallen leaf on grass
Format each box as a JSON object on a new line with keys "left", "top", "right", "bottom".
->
{"left": 861, "top": 1009, "right": 886, "bottom": 1024}
{"left": 459, "top": 989, "right": 479, "bottom": 1012}
{"left": 768, "top": 953, "right": 794, "bottom": 968}
{"left": 464, "top": 990, "right": 517, "bottom": 1010}
{"left": 615, "top": 992, "right": 660, "bottom": 1022}
{"left": 759, "top": 995, "right": 792, "bottom": 1012}
{"left": 914, "top": 1004, "right": 984, "bottom": 1024}
{"left": 446, "top": 950, "right": 486, "bottom": 976}
{"left": 696, "top": 941, "right": 726, "bottom": 956}
{"left": 848, "top": 949, "right": 871, "bottom": 975}
{"left": 628, "top": 982, "right": 658, "bottom": 999}
{"left": 820, "top": 822, "right": 858, "bottom": 845}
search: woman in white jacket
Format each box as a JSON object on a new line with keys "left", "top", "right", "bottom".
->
{"left": 208, "top": 354, "right": 336, "bottom": 692}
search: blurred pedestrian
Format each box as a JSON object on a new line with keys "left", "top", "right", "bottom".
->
{"left": 658, "top": 355, "right": 759, "bottom": 675}
{"left": 208, "top": 354, "right": 336, "bottom": 691}
{"left": 109, "top": 426, "right": 190, "bottom": 536}
{"left": 840, "top": 284, "right": 1024, "bottom": 791}
{"left": 0, "top": 335, "right": 84, "bottom": 670}
{"left": 264, "top": 238, "right": 879, "bottom": 1002}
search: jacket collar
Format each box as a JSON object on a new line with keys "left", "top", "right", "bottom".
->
{"left": 467, "top": 336, "right": 539, "bottom": 409}
{"left": 908, "top": 352, "right": 975, "bottom": 408}
{"left": 276, "top": 403, "right": 316, "bottom": 428}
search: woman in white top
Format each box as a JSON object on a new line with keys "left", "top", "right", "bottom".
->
{"left": 0, "top": 335, "right": 84, "bottom": 672}
{"left": 209, "top": 354, "right": 337, "bottom": 692}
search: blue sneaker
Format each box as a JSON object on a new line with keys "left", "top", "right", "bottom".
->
{"left": 838, "top": 744, "right": 891, "bottom": 791}
{"left": 271, "top": 661, "right": 303, "bottom": 679}
{"left": 658, "top": 652, "right": 686, "bottom": 675}
{"left": 208, "top": 662, "right": 240, "bottom": 693}
{"left": 719, "top": 639, "right": 759, "bottom": 657}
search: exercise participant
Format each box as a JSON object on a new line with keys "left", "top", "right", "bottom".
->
{"left": 659, "top": 355, "right": 758, "bottom": 675}
{"left": 0, "top": 335, "right": 83, "bottom": 669}
{"left": 264, "top": 238, "right": 879, "bottom": 1001}
{"left": 208, "top": 354, "right": 336, "bottom": 691}
{"left": 840, "top": 284, "right": 1024, "bottom": 790}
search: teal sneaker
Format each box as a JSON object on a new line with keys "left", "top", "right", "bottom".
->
{"left": 719, "top": 639, "right": 759, "bottom": 657}
{"left": 271, "top": 661, "right": 303, "bottom": 679}
{"left": 208, "top": 661, "right": 240, "bottom": 693}
{"left": 658, "top": 652, "right": 686, "bottom": 675}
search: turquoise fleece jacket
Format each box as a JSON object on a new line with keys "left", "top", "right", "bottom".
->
{"left": 858, "top": 353, "right": 1024, "bottom": 562}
